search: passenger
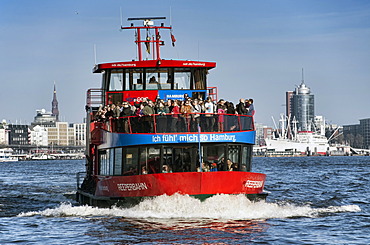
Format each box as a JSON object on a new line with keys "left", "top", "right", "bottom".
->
{"left": 191, "top": 99, "right": 201, "bottom": 132}
{"left": 244, "top": 99, "right": 255, "bottom": 130}
{"left": 204, "top": 97, "right": 215, "bottom": 132}
{"left": 236, "top": 98, "right": 248, "bottom": 130}
{"left": 170, "top": 100, "right": 180, "bottom": 132}
{"left": 202, "top": 162, "right": 210, "bottom": 172}
{"left": 236, "top": 98, "right": 248, "bottom": 115}
{"left": 149, "top": 76, "right": 157, "bottom": 83}
{"left": 246, "top": 99, "right": 255, "bottom": 116}
{"left": 156, "top": 101, "right": 169, "bottom": 133}
{"left": 141, "top": 166, "right": 148, "bottom": 174}
{"left": 180, "top": 100, "right": 192, "bottom": 132}
{"left": 217, "top": 99, "right": 227, "bottom": 132}
{"left": 210, "top": 163, "right": 218, "bottom": 172}
{"left": 141, "top": 102, "right": 154, "bottom": 133}
{"left": 227, "top": 159, "right": 234, "bottom": 171}
{"left": 225, "top": 101, "right": 237, "bottom": 131}
{"left": 162, "top": 164, "right": 172, "bottom": 173}
{"left": 120, "top": 102, "right": 132, "bottom": 133}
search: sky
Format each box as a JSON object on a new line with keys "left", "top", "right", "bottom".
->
{"left": 1, "top": 0, "right": 370, "bottom": 127}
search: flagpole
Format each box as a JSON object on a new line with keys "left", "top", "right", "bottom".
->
{"left": 198, "top": 123, "right": 202, "bottom": 172}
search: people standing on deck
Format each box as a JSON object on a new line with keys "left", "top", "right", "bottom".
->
{"left": 246, "top": 99, "right": 255, "bottom": 116}
{"left": 216, "top": 99, "right": 227, "bottom": 132}
{"left": 156, "top": 101, "right": 169, "bottom": 133}
{"left": 180, "top": 100, "right": 192, "bottom": 132}
{"left": 142, "top": 101, "right": 155, "bottom": 133}
{"left": 204, "top": 97, "right": 215, "bottom": 132}
{"left": 93, "top": 96, "right": 255, "bottom": 134}
{"left": 191, "top": 99, "right": 201, "bottom": 132}
{"left": 120, "top": 102, "right": 132, "bottom": 133}
{"left": 236, "top": 98, "right": 248, "bottom": 130}
{"left": 225, "top": 101, "right": 237, "bottom": 131}
{"left": 170, "top": 100, "right": 180, "bottom": 132}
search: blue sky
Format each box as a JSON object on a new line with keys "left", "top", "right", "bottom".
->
{"left": 1, "top": 0, "right": 370, "bottom": 126}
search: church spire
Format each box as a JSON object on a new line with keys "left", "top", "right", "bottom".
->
{"left": 51, "top": 81, "right": 59, "bottom": 121}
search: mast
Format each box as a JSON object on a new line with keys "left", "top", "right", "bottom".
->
{"left": 121, "top": 17, "right": 174, "bottom": 61}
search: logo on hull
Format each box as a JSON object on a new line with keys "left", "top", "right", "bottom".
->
{"left": 244, "top": 180, "right": 264, "bottom": 188}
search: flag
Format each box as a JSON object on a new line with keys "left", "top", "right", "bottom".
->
{"left": 145, "top": 35, "right": 151, "bottom": 54}
{"left": 171, "top": 33, "right": 176, "bottom": 47}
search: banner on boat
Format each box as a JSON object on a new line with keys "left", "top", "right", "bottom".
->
{"left": 100, "top": 131, "right": 255, "bottom": 148}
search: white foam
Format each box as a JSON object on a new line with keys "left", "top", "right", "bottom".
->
{"left": 17, "top": 194, "right": 361, "bottom": 220}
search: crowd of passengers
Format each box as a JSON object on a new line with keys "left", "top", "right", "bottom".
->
{"left": 93, "top": 94, "right": 255, "bottom": 133}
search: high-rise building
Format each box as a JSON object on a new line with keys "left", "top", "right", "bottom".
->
{"left": 51, "top": 83, "right": 59, "bottom": 121}
{"left": 286, "top": 72, "right": 315, "bottom": 132}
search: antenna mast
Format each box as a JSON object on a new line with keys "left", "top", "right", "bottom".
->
{"left": 122, "top": 17, "right": 173, "bottom": 61}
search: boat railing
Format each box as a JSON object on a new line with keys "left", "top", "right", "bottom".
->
{"left": 96, "top": 113, "right": 254, "bottom": 134}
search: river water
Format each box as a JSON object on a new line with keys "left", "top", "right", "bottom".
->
{"left": 0, "top": 156, "right": 368, "bottom": 244}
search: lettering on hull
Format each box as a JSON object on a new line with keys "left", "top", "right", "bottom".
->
{"left": 117, "top": 183, "right": 148, "bottom": 192}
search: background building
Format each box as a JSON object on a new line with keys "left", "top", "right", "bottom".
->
{"left": 343, "top": 118, "right": 370, "bottom": 149}
{"left": 290, "top": 81, "right": 315, "bottom": 131}
{"left": 30, "top": 125, "right": 48, "bottom": 146}
{"left": 31, "top": 109, "right": 57, "bottom": 127}
{"left": 7, "top": 124, "right": 29, "bottom": 145}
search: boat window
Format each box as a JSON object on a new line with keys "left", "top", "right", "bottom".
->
{"left": 173, "top": 147, "right": 194, "bottom": 172}
{"left": 174, "top": 70, "right": 191, "bottom": 90}
{"left": 106, "top": 92, "right": 123, "bottom": 105}
{"left": 109, "top": 69, "right": 124, "bottom": 91}
{"left": 241, "top": 145, "right": 252, "bottom": 171}
{"left": 109, "top": 148, "right": 115, "bottom": 175}
{"left": 193, "top": 68, "right": 206, "bottom": 90}
{"left": 228, "top": 145, "right": 240, "bottom": 171}
{"left": 123, "top": 148, "right": 138, "bottom": 176}
{"left": 132, "top": 69, "right": 144, "bottom": 90}
{"left": 140, "top": 146, "right": 161, "bottom": 174}
{"left": 202, "top": 144, "right": 225, "bottom": 171}
{"left": 146, "top": 69, "right": 171, "bottom": 90}
{"left": 163, "top": 147, "right": 174, "bottom": 173}
{"left": 124, "top": 70, "right": 131, "bottom": 90}
{"left": 114, "top": 148, "right": 123, "bottom": 175}
{"left": 99, "top": 149, "right": 108, "bottom": 175}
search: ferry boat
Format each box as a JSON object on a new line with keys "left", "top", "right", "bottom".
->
{"left": 76, "top": 17, "right": 267, "bottom": 207}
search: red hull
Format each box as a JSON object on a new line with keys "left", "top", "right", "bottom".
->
{"left": 94, "top": 171, "right": 266, "bottom": 198}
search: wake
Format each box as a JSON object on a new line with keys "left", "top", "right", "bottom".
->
{"left": 18, "top": 193, "right": 361, "bottom": 220}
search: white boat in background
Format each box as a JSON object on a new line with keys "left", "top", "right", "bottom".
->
{"left": 0, "top": 148, "right": 19, "bottom": 162}
{"left": 264, "top": 114, "right": 350, "bottom": 156}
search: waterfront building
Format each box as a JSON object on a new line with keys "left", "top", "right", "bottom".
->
{"left": 30, "top": 125, "right": 48, "bottom": 146}
{"left": 343, "top": 118, "right": 370, "bottom": 149}
{"left": 7, "top": 124, "right": 30, "bottom": 145}
{"left": 255, "top": 123, "right": 273, "bottom": 146}
{"left": 73, "top": 123, "right": 86, "bottom": 146}
{"left": 47, "top": 122, "right": 75, "bottom": 146}
{"left": 0, "top": 123, "right": 8, "bottom": 145}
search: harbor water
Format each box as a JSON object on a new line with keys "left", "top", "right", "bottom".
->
{"left": 0, "top": 157, "right": 369, "bottom": 244}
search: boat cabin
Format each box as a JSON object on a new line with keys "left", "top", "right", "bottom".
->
{"left": 93, "top": 59, "right": 216, "bottom": 106}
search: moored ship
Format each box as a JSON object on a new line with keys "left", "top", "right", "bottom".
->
{"left": 76, "top": 17, "right": 267, "bottom": 207}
